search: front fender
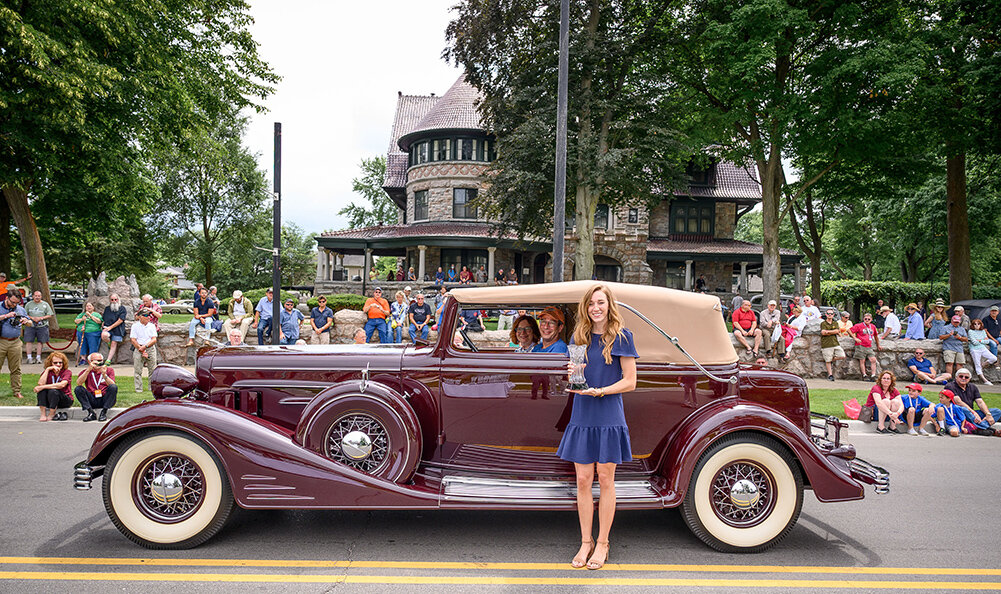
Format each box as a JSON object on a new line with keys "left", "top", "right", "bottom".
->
{"left": 660, "top": 400, "right": 864, "bottom": 506}
{"left": 86, "top": 399, "right": 439, "bottom": 509}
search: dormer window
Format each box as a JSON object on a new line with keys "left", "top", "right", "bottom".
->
{"left": 686, "top": 161, "right": 713, "bottom": 186}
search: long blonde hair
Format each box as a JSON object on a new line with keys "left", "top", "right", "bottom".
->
{"left": 573, "top": 284, "right": 626, "bottom": 365}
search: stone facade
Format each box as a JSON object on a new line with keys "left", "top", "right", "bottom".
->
{"left": 406, "top": 162, "right": 490, "bottom": 223}
{"left": 714, "top": 201, "right": 737, "bottom": 239}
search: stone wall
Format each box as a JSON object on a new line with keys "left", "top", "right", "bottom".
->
{"left": 406, "top": 162, "right": 490, "bottom": 222}
{"left": 715, "top": 201, "right": 737, "bottom": 239}
{"left": 734, "top": 320, "right": 1001, "bottom": 382}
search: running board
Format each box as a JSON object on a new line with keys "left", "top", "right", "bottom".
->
{"left": 441, "top": 476, "right": 661, "bottom": 503}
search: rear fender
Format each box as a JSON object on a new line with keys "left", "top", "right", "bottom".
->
{"left": 659, "top": 401, "right": 864, "bottom": 506}
{"left": 87, "top": 400, "right": 438, "bottom": 509}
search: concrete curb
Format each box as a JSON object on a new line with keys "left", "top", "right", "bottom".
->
{"left": 0, "top": 406, "right": 126, "bottom": 420}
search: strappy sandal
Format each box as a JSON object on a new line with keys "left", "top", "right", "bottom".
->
{"left": 587, "top": 540, "right": 610, "bottom": 570}
{"left": 571, "top": 539, "right": 594, "bottom": 568}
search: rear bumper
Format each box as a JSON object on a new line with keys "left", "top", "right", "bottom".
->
{"left": 810, "top": 412, "right": 889, "bottom": 494}
{"left": 74, "top": 461, "right": 103, "bottom": 491}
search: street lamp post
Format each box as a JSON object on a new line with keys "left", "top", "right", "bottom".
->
{"left": 272, "top": 123, "right": 282, "bottom": 345}
{"left": 552, "top": 0, "right": 569, "bottom": 282}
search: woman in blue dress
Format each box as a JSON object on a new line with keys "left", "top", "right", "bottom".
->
{"left": 557, "top": 284, "right": 638, "bottom": 570}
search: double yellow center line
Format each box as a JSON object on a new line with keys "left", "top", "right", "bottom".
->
{"left": 2, "top": 557, "right": 1000, "bottom": 588}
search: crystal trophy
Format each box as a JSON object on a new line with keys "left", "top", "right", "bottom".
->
{"left": 567, "top": 344, "right": 590, "bottom": 392}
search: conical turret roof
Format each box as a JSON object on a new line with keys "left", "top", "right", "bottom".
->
{"left": 397, "top": 74, "right": 485, "bottom": 150}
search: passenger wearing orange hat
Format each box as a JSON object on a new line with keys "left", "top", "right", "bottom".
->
{"left": 532, "top": 307, "right": 569, "bottom": 354}
{"left": 902, "top": 303, "right": 925, "bottom": 340}
{"left": 901, "top": 383, "right": 934, "bottom": 436}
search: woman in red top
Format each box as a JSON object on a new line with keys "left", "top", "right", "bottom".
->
{"left": 34, "top": 352, "right": 72, "bottom": 422}
{"left": 867, "top": 370, "right": 904, "bottom": 433}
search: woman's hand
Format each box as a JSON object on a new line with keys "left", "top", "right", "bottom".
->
{"left": 568, "top": 386, "right": 604, "bottom": 397}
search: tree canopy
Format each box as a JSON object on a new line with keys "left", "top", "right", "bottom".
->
{"left": 338, "top": 157, "right": 399, "bottom": 228}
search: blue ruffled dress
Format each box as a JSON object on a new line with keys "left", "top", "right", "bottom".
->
{"left": 556, "top": 328, "right": 639, "bottom": 464}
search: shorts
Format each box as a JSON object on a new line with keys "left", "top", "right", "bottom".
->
{"left": 854, "top": 345, "right": 874, "bottom": 359}
{"left": 107, "top": 334, "right": 123, "bottom": 342}
{"left": 23, "top": 326, "right": 49, "bottom": 343}
{"left": 904, "top": 407, "right": 928, "bottom": 426}
{"left": 943, "top": 350, "right": 966, "bottom": 364}
{"left": 822, "top": 346, "right": 846, "bottom": 362}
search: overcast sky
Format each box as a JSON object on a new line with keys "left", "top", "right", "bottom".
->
{"left": 243, "top": 1, "right": 463, "bottom": 237}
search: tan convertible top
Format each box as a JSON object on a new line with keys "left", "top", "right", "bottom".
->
{"left": 449, "top": 281, "right": 738, "bottom": 365}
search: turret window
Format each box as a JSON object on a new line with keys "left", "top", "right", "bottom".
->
{"left": 409, "top": 136, "right": 494, "bottom": 166}
{"left": 453, "top": 188, "right": 478, "bottom": 219}
{"left": 414, "top": 190, "right": 429, "bottom": 221}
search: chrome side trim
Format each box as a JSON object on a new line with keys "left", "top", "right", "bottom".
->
{"left": 442, "top": 476, "right": 659, "bottom": 502}
{"left": 232, "top": 381, "right": 330, "bottom": 389}
{"left": 278, "top": 397, "right": 314, "bottom": 406}
{"left": 615, "top": 301, "right": 738, "bottom": 385}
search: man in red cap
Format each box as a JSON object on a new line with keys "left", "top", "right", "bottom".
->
{"left": 901, "top": 383, "right": 934, "bottom": 436}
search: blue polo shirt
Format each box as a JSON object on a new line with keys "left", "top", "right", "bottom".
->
{"left": 0, "top": 301, "right": 28, "bottom": 339}
{"left": 310, "top": 306, "right": 334, "bottom": 333}
{"left": 255, "top": 296, "right": 275, "bottom": 320}
{"left": 279, "top": 308, "right": 305, "bottom": 340}
{"left": 532, "top": 339, "right": 569, "bottom": 354}
{"left": 903, "top": 312, "right": 925, "bottom": 339}
{"left": 907, "top": 357, "right": 933, "bottom": 374}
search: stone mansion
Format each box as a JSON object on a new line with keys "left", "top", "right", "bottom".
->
{"left": 315, "top": 75, "right": 802, "bottom": 294}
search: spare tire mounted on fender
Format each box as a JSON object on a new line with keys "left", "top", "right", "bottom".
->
{"left": 299, "top": 386, "right": 421, "bottom": 484}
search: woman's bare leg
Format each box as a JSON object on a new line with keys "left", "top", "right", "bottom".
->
{"left": 572, "top": 462, "right": 595, "bottom": 566}
{"left": 589, "top": 462, "right": 617, "bottom": 568}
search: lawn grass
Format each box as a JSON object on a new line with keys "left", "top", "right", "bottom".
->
{"left": 808, "top": 388, "right": 1001, "bottom": 419}
{"left": 0, "top": 374, "right": 150, "bottom": 408}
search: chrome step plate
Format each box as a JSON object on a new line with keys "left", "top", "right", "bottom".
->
{"left": 442, "top": 475, "right": 660, "bottom": 503}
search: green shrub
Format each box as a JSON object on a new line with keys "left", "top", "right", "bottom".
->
{"left": 307, "top": 293, "right": 366, "bottom": 312}
{"left": 820, "top": 280, "right": 1001, "bottom": 313}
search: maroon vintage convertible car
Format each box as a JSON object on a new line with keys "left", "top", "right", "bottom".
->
{"left": 75, "top": 281, "right": 887, "bottom": 552}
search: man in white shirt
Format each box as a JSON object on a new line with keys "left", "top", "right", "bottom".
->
{"left": 800, "top": 295, "right": 822, "bottom": 323}
{"left": 879, "top": 305, "right": 901, "bottom": 339}
{"left": 130, "top": 309, "right": 158, "bottom": 392}
{"left": 222, "top": 290, "right": 254, "bottom": 339}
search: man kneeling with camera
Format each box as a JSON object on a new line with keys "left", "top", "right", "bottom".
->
{"left": 74, "top": 353, "right": 117, "bottom": 422}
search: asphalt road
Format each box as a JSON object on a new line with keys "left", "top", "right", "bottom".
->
{"left": 1, "top": 414, "right": 1000, "bottom": 593}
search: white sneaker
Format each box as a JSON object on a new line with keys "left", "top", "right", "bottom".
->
{"left": 26, "top": 357, "right": 34, "bottom": 364}
{"left": 919, "top": 428, "right": 930, "bottom": 436}
{"left": 907, "top": 428, "right": 917, "bottom": 435}
{"left": 984, "top": 379, "right": 994, "bottom": 386}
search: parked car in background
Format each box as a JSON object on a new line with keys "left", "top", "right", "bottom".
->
{"left": 161, "top": 299, "right": 195, "bottom": 314}
{"left": 75, "top": 281, "right": 888, "bottom": 552}
{"left": 749, "top": 294, "right": 797, "bottom": 312}
{"left": 947, "top": 299, "right": 1001, "bottom": 322}
{"left": 50, "top": 289, "right": 86, "bottom": 313}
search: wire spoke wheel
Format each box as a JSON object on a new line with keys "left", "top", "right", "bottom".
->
{"left": 134, "top": 454, "right": 205, "bottom": 523}
{"left": 325, "top": 413, "right": 390, "bottom": 473}
{"left": 709, "top": 460, "right": 776, "bottom": 528}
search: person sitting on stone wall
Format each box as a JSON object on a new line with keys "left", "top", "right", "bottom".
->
{"left": 953, "top": 305, "right": 971, "bottom": 330}
{"left": 838, "top": 310, "right": 853, "bottom": 336}
{"left": 907, "top": 348, "right": 950, "bottom": 384}
{"left": 475, "top": 265, "right": 487, "bottom": 283}
{"left": 758, "top": 300, "right": 784, "bottom": 359}
{"left": 878, "top": 305, "right": 901, "bottom": 340}
{"left": 435, "top": 266, "right": 445, "bottom": 285}
{"left": 800, "top": 296, "right": 821, "bottom": 324}
{"left": 184, "top": 287, "right": 216, "bottom": 347}
{"left": 902, "top": 302, "right": 925, "bottom": 340}
{"left": 222, "top": 290, "right": 254, "bottom": 340}
{"left": 731, "top": 300, "right": 762, "bottom": 356}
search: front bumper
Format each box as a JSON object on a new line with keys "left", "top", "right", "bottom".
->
{"left": 73, "top": 461, "right": 104, "bottom": 490}
{"left": 810, "top": 412, "right": 889, "bottom": 494}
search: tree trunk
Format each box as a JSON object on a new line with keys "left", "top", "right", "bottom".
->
{"left": 0, "top": 198, "right": 10, "bottom": 275}
{"left": 2, "top": 185, "right": 59, "bottom": 330}
{"left": 945, "top": 151, "right": 972, "bottom": 301}
{"left": 759, "top": 147, "right": 783, "bottom": 302}
{"left": 573, "top": 185, "right": 597, "bottom": 280}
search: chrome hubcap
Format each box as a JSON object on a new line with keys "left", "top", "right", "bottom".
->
{"left": 710, "top": 461, "right": 774, "bottom": 527}
{"left": 136, "top": 455, "right": 204, "bottom": 522}
{"left": 326, "top": 413, "right": 389, "bottom": 473}
{"left": 340, "top": 430, "right": 374, "bottom": 460}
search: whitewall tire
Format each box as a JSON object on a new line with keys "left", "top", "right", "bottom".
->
{"left": 102, "top": 431, "right": 234, "bottom": 549}
{"left": 681, "top": 432, "right": 803, "bottom": 553}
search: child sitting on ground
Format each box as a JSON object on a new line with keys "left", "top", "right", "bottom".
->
{"left": 901, "top": 383, "right": 935, "bottom": 436}
{"left": 933, "top": 389, "right": 967, "bottom": 437}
